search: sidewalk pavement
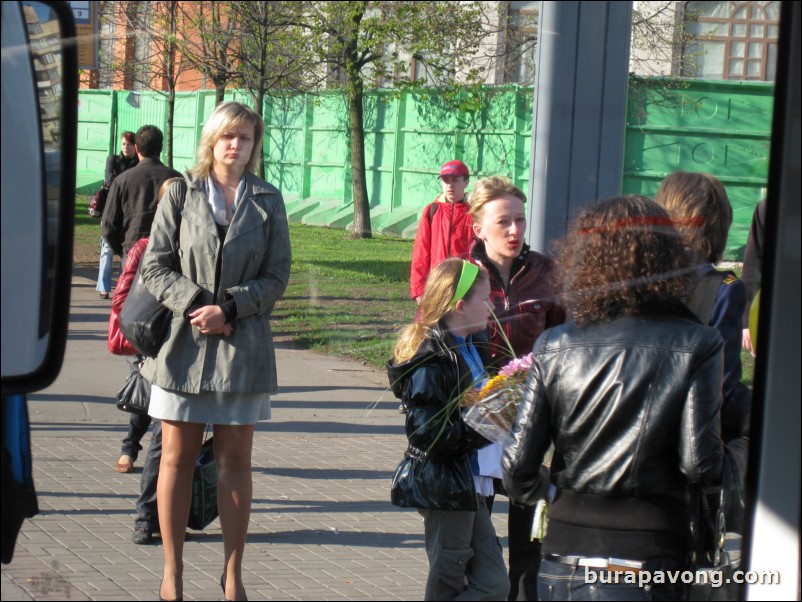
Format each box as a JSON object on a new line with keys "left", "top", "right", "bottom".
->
{"left": 1, "top": 265, "right": 510, "bottom": 601}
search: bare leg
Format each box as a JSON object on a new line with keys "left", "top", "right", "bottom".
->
{"left": 215, "top": 424, "right": 255, "bottom": 602}
{"left": 158, "top": 420, "right": 204, "bottom": 601}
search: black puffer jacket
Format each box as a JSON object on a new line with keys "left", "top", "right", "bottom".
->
{"left": 388, "top": 325, "right": 490, "bottom": 511}
{"left": 503, "top": 304, "right": 724, "bottom": 556}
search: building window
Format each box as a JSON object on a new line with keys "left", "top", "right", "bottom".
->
{"left": 505, "top": 1, "right": 539, "bottom": 85}
{"left": 684, "top": 1, "right": 779, "bottom": 81}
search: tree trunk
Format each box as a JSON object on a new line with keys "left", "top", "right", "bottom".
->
{"left": 348, "top": 86, "right": 371, "bottom": 238}
{"left": 215, "top": 82, "right": 226, "bottom": 106}
{"left": 166, "top": 88, "right": 175, "bottom": 167}
{"left": 256, "top": 89, "right": 266, "bottom": 179}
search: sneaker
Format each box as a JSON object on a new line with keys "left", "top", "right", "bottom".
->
{"left": 99, "top": 292, "right": 110, "bottom": 299}
{"left": 132, "top": 527, "right": 153, "bottom": 545}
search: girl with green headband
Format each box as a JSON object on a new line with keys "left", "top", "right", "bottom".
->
{"left": 388, "top": 257, "right": 509, "bottom": 601}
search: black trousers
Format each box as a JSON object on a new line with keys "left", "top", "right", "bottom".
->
{"left": 507, "top": 503, "right": 542, "bottom": 601}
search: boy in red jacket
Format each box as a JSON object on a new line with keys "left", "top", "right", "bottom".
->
{"left": 410, "top": 160, "right": 474, "bottom": 303}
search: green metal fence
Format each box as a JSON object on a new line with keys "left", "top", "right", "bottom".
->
{"left": 77, "top": 80, "right": 772, "bottom": 259}
{"left": 623, "top": 79, "right": 774, "bottom": 259}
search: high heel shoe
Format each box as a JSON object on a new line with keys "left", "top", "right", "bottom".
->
{"left": 159, "top": 579, "right": 183, "bottom": 601}
{"left": 220, "top": 573, "right": 247, "bottom": 601}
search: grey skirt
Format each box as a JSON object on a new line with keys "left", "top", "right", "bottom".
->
{"left": 148, "top": 385, "right": 271, "bottom": 425}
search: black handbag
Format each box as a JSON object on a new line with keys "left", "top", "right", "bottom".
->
{"left": 688, "top": 442, "right": 747, "bottom": 601}
{"left": 118, "top": 178, "right": 187, "bottom": 357}
{"left": 115, "top": 369, "right": 151, "bottom": 415}
{"left": 188, "top": 434, "right": 218, "bottom": 530}
{"left": 390, "top": 449, "right": 477, "bottom": 511}
{"left": 118, "top": 267, "right": 172, "bottom": 358}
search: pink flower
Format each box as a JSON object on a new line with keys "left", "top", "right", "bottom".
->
{"left": 498, "top": 353, "right": 533, "bottom": 378}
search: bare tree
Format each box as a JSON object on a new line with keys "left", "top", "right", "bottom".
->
{"left": 93, "top": 1, "right": 190, "bottom": 167}
{"left": 227, "top": 1, "right": 316, "bottom": 178}
{"left": 628, "top": 2, "right": 703, "bottom": 122}
{"left": 148, "top": 1, "right": 188, "bottom": 167}
{"left": 176, "top": 1, "right": 240, "bottom": 106}
{"left": 630, "top": 1, "right": 700, "bottom": 77}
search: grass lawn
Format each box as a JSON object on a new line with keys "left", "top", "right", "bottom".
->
{"left": 73, "top": 193, "right": 756, "bottom": 381}
{"left": 274, "top": 223, "right": 414, "bottom": 367}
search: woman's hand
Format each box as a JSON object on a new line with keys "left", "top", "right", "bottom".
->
{"left": 189, "top": 305, "right": 232, "bottom": 336}
{"left": 742, "top": 328, "right": 756, "bottom": 357}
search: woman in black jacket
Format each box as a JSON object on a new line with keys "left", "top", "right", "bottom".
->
{"left": 389, "top": 258, "right": 509, "bottom": 601}
{"left": 503, "top": 196, "right": 724, "bottom": 601}
{"left": 96, "top": 131, "right": 138, "bottom": 299}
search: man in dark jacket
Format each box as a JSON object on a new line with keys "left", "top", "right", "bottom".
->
{"left": 100, "top": 125, "right": 180, "bottom": 544}
{"left": 102, "top": 125, "right": 181, "bottom": 258}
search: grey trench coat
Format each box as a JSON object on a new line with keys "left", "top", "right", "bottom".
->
{"left": 140, "top": 171, "right": 291, "bottom": 395}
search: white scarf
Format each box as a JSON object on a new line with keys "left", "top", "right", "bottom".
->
{"left": 206, "top": 177, "right": 246, "bottom": 226}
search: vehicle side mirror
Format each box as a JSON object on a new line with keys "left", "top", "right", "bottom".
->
{"left": 1, "top": 1, "right": 77, "bottom": 395}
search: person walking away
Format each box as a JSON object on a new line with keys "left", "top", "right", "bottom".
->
{"left": 109, "top": 177, "right": 183, "bottom": 544}
{"left": 140, "top": 102, "right": 291, "bottom": 602}
{"left": 410, "top": 160, "right": 474, "bottom": 304}
{"left": 102, "top": 125, "right": 182, "bottom": 262}
{"left": 468, "top": 176, "right": 565, "bottom": 600}
{"left": 389, "top": 258, "right": 509, "bottom": 601}
{"left": 103, "top": 126, "right": 181, "bottom": 474}
{"left": 503, "top": 195, "right": 724, "bottom": 601}
{"left": 96, "top": 131, "right": 138, "bottom": 299}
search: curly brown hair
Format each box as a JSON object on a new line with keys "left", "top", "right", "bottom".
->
{"left": 654, "top": 171, "right": 733, "bottom": 263}
{"left": 557, "top": 195, "right": 694, "bottom": 326}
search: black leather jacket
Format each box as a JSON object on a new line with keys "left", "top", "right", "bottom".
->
{"left": 503, "top": 305, "right": 724, "bottom": 545}
{"left": 388, "top": 325, "right": 490, "bottom": 511}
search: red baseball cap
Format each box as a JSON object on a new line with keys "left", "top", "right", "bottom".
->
{"left": 439, "top": 160, "right": 470, "bottom": 178}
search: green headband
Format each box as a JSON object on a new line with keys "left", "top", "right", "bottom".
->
{"left": 451, "top": 261, "right": 480, "bottom": 307}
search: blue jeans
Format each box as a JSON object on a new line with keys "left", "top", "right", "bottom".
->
{"left": 134, "top": 419, "right": 161, "bottom": 530}
{"left": 538, "top": 559, "right": 686, "bottom": 601}
{"left": 96, "top": 237, "right": 114, "bottom": 293}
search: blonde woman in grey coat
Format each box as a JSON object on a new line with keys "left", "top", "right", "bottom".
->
{"left": 140, "top": 102, "right": 291, "bottom": 602}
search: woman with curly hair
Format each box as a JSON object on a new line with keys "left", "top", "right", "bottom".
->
{"left": 502, "top": 195, "right": 724, "bottom": 600}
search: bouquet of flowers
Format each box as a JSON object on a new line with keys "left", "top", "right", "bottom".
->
{"left": 462, "top": 353, "right": 533, "bottom": 443}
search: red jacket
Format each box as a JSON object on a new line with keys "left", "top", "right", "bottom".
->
{"left": 108, "top": 237, "right": 149, "bottom": 355}
{"left": 409, "top": 196, "right": 474, "bottom": 299}
{"left": 469, "top": 241, "right": 565, "bottom": 366}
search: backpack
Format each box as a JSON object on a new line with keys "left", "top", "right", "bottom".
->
{"left": 426, "top": 202, "right": 439, "bottom": 222}
{"left": 686, "top": 269, "right": 734, "bottom": 323}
